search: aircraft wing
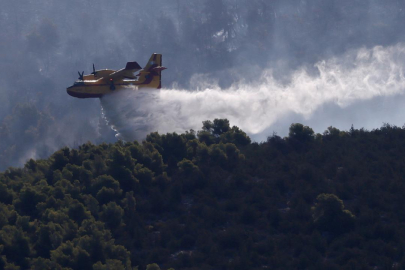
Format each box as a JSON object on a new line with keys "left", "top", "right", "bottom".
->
{"left": 105, "top": 62, "right": 142, "bottom": 81}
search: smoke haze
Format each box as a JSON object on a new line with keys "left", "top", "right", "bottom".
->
{"left": 2, "top": 0, "right": 405, "bottom": 169}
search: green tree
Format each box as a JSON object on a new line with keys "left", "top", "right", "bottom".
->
{"left": 146, "top": 263, "right": 161, "bottom": 270}
{"left": 68, "top": 201, "right": 90, "bottom": 225}
{"left": 288, "top": 123, "right": 315, "bottom": 143}
{"left": 312, "top": 193, "right": 355, "bottom": 234}
{"left": 93, "top": 259, "right": 126, "bottom": 270}
{"left": 100, "top": 202, "right": 124, "bottom": 230}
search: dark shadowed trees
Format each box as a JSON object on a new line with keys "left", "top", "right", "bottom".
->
{"left": 312, "top": 193, "right": 355, "bottom": 234}
{"left": 0, "top": 120, "right": 405, "bottom": 269}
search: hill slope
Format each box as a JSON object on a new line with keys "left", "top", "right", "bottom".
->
{"left": 1, "top": 120, "right": 405, "bottom": 269}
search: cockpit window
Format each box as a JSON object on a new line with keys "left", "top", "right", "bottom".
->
{"left": 74, "top": 81, "right": 85, "bottom": 86}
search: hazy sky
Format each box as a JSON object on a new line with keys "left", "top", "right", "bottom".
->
{"left": 1, "top": 0, "right": 405, "bottom": 169}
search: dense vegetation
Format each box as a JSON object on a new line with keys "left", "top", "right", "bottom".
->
{"left": 1, "top": 119, "right": 405, "bottom": 269}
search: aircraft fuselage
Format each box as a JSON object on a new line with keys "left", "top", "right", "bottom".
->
{"left": 67, "top": 78, "right": 141, "bottom": 98}
{"left": 67, "top": 53, "right": 165, "bottom": 98}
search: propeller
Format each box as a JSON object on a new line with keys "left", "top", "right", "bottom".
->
{"left": 91, "top": 64, "right": 97, "bottom": 76}
{"left": 78, "top": 71, "right": 84, "bottom": 80}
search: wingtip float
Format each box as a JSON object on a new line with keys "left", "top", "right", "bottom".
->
{"left": 67, "top": 53, "right": 166, "bottom": 99}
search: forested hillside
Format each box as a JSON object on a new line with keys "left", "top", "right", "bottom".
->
{"left": 1, "top": 119, "right": 405, "bottom": 269}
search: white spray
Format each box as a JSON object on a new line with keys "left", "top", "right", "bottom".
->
{"left": 100, "top": 44, "right": 405, "bottom": 141}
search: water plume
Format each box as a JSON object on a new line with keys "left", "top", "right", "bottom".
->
{"left": 101, "top": 44, "right": 405, "bottom": 141}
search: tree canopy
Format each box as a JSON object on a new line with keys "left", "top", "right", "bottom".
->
{"left": 0, "top": 120, "right": 405, "bottom": 269}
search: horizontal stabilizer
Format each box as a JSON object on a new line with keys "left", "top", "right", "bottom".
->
{"left": 125, "top": 62, "right": 142, "bottom": 70}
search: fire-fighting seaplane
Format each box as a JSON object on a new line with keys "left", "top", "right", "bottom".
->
{"left": 67, "top": 53, "right": 166, "bottom": 98}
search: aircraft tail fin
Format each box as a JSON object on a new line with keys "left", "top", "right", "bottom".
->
{"left": 138, "top": 53, "right": 166, "bottom": 89}
{"left": 143, "top": 53, "right": 162, "bottom": 71}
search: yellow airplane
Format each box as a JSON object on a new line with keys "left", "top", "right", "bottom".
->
{"left": 67, "top": 53, "right": 166, "bottom": 98}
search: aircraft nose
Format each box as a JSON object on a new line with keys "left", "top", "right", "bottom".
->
{"left": 66, "top": 87, "right": 75, "bottom": 97}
